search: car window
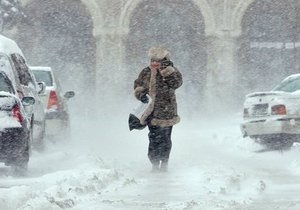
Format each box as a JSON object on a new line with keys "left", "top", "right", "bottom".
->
{"left": 273, "top": 77, "right": 300, "bottom": 92}
{"left": 0, "top": 73, "right": 14, "bottom": 93}
{"left": 32, "top": 70, "right": 53, "bottom": 86}
{"left": 10, "top": 53, "right": 34, "bottom": 86}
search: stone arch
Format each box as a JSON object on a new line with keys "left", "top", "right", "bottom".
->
{"left": 18, "top": 0, "right": 98, "bottom": 115}
{"left": 24, "top": 0, "right": 102, "bottom": 34}
{"left": 192, "top": 0, "right": 216, "bottom": 36}
{"left": 231, "top": 0, "right": 256, "bottom": 36}
{"left": 120, "top": 0, "right": 215, "bottom": 36}
{"left": 119, "top": 0, "right": 139, "bottom": 28}
{"left": 78, "top": 0, "right": 103, "bottom": 31}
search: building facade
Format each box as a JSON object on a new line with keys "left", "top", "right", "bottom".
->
{"left": 19, "top": 0, "right": 300, "bottom": 114}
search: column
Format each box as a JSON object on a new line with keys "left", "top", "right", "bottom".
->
{"left": 94, "top": 26, "right": 129, "bottom": 115}
{"left": 204, "top": 31, "right": 240, "bottom": 116}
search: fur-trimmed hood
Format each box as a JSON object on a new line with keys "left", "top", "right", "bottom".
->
{"left": 148, "top": 46, "right": 170, "bottom": 60}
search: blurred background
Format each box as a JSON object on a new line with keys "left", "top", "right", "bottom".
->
{"left": 1, "top": 0, "right": 300, "bottom": 119}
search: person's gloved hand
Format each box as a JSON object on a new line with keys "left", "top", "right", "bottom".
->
{"left": 141, "top": 94, "right": 149, "bottom": 103}
{"left": 160, "top": 59, "right": 173, "bottom": 69}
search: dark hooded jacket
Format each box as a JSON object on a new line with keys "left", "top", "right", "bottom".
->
{"left": 134, "top": 66, "right": 182, "bottom": 127}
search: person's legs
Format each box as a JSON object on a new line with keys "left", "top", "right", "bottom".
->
{"left": 148, "top": 125, "right": 161, "bottom": 171}
{"left": 160, "top": 126, "right": 173, "bottom": 172}
{"left": 148, "top": 125, "right": 173, "bottom": 172}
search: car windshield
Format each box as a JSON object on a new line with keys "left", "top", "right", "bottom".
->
{"left": 0, "top": 73, "right": 13, "bottom": 93}
{"left": 32, "top": 70, "right": 53, "bottom": 86}
{"left": 273, "top": 76, "right": 300, "bottom": 92}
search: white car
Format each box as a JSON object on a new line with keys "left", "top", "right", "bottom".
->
{"left": 241, "top": 74, "right": 300, "bottom": 146}
{"left": 0, "top": 71, "right": 35, "bottom": 171}
{"left": 0, "top": 35, "right": 46, "bottom": 150}
{"left": 30, "top": 66, "right": 75, "bottom": 139}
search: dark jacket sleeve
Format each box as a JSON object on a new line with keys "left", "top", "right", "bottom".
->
{"left": 134, "top": 68, "right": 148, "bottom": 100}
{"left": 160, "top": 66, "right": 183, "bottom": 89}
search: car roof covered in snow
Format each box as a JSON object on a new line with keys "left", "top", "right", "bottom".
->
{"left": 0, "top": 35, "right": 24, "bottom": 57}
{"left": 282, "top": 73, "right": 300, "bottom": 81}
{"left": 29, "top": 66, "right": 53, "bottom": 72}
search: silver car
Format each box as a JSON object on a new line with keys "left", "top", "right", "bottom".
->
{"left": 30, "top": 66, "right": 75, "bottom": 139}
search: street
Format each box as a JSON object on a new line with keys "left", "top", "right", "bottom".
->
{"left": 1, "top": 115, "right": 300, "bottom": 209}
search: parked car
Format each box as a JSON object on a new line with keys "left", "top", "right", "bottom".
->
{"left": 241, "top": 74, "right": 300, "bottom": 147}
{"left": 0, "top": 35, "right": 46, "bottom": 149}
{"left": 30, "top": 66, "right": 75, "bottom": 139}
{"left": 0, "top": 71, "right": 35, "bottom": 171}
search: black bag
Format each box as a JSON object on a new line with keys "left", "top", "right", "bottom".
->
{"left": 128, "top": 113, "right": 146, "bottom": 131}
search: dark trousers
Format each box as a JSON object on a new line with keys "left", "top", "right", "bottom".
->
{"left": 147, "top": 125, "right": 173, "bottom": 165}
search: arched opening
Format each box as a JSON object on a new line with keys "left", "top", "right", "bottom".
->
{"left": 14, "top": 0, "right": 96, "bottom": 115}
{"left": 238, "top": 0, "right": 300, "bottom": 98}
{"left": 125, "top": 0, "right": 207, "bottom": 116}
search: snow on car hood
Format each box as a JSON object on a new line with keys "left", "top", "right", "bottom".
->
{"left": 246, "top": 91, "right": 290, "bottom": 98}
{"left": 0, "top": 112, "right": 21, "bottom": 130}
{"left": 245, "top": 90, "right": 300, "bottom": 104}
{"left": 244, "top": 91, "right": 288, "bottom": 106}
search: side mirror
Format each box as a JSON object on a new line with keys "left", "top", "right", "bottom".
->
{"left": 37, "top": 82, "right": 46, "bottom": 95}
{"left": 64, "top": 91, "right": 75, "bottom": 99}
{"left": 22, "top": 96, "right": 35, "bottom": 106}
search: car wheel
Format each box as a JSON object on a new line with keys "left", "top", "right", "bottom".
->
{"left": 11, "top": 132, "right": 30, "bottom": 175}
{"left": 257, "top": 134, "right": 294, "bottom": 150}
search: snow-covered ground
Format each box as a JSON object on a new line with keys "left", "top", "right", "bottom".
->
{"left": 1, "top": 113, "right": 300, "bottom": 210}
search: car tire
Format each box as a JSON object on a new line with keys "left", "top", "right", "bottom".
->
{"left": 255, "top": 134, "right": 294, "bottom": 150}
{"left": 11, "top": 131, "right": 31, "bottom": 175}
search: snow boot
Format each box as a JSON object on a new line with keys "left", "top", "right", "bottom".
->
{"left": 151, "top": 163, "right": 160, "bottom": 173}
{"left": 160, "top": 161, "right": 168, "bottom": 172}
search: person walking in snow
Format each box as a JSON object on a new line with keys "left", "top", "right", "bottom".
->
{"left": 133, "top": 46, "right": 183, "bottom": 172}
